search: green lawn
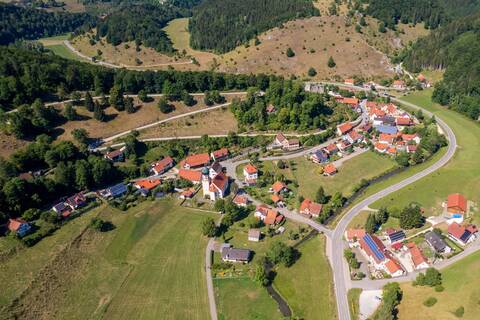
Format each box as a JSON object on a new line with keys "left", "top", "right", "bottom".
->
{"left": 214, "top": 277, "right": 281, "bottom": 320}
{"left": 371, "top": 90, "right": 480, "bottom": 222}
{"left": 290, "top": 152, "right": 397, "bottom": 199}
{"left": 273, "top": 235, "right": 337, "bottom": 320}
{"left": 1, "top": 199, "right": 216, "bottom": 320}
{"left": 46, "top": 43, "right": 87, "bottom": 61}
{"left": 399, "top": 250, "right": 480, "bottom": 320}
{"left": 348, "top": 288, "right": 362, "bottom": 320}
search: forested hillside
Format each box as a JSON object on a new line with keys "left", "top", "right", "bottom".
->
{"left": 0, "top": 45, "right": 273, "bottom": 110}
{"left": 364, "top": 0, "right": 480, "bottom": 29}
{"left": 0, "top": 3, "right": 95, "bottom": 45}
{"left": 189, "top": 0, "right": 319, "bottom": 53}
{"left": 402, "top": 13, "right": 480, "bottom": 120}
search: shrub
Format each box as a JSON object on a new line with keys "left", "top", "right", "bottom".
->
{"left": 423, "top": 297, "right": 437, "bottom": 307}
{"left": 453, "top": 306, "right": 464, "bottom": 318}
{"left": 286, "top": 47, "right": 295, "bottom": 57}
{"left": 327, "top": 56, "right": 336, "bottom": 68}
{"left": 307, "top": 67, "right": 317, "bottom": 77}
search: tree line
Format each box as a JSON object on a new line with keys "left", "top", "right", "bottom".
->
{"left": 0, "top": 3, "right": 95, "bottom": 45}
{"left": 189, "top": 0, "right": 319, "bottom": 53}
{"left": 402, "top": 12, "right": 480, "bottom": 120}
{"left": 0, "top": 45, "right": 276, "bottom": 111}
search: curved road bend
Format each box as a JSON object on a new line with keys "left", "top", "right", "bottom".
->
{"left": 330, "top": 95, "right": 457, "bottom": 320}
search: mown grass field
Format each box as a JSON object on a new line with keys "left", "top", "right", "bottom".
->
{"left": 0, "top": 199, "right": 216, "bottom": 320}
{"left": 347, "top": 288, "right": 362, "bottom": 320}
{"left": 214, "top": 277, "right": 281, "bottom": 320}
{"left": 371, "top": 90, "right": 480, "bottom": 223}
{"left": 273, "top": 235, "right": 337, "bottom": 320}
{"left": 398, "top": 250, "right": 480, "bottom": 320}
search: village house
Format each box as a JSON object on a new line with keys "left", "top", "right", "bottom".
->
{"left": 345, "top": 130, "right": 363, "bottom": 144}
{"left": 273, "top": 133, "right": 300, "bottom": 151}
{"left": 395, "top": 117, "right": 413, "bottom": 128}
{"left": 446, "top": 193, "right": 468, "bottom": 216}
{"left": 179, "top": 188, "right": 196, "bottom": 199}
{"left": 401, "top": 133, "right": 421, "bottom": 145}
{"left": 324, "top": 143, "right": 339, "bottom": 155}
{"left": 178, "top": 169, "right": 202, "bottom": 184}
{"left": 232, "top": 194, "right": 249, "bottom": 207}
{"left": 271, "top": 194, "right": 284, "bottom": 207}
{"left": 337, "top": 122, "right": 354, "bottom": 136}
{"left": 99, "top": 183, "right": 128, "bottom": 199}
{"left": 392, "top": 80, "right": 406, "bottom": 90}
{"left": 151, "top": 156, "right": 175, "bottom": 175}
{"left": 323, "top": 163, "right": 337, "bottom": 176}
{"left": 254, "top": 204, "right": 284, "bottom": 226}
{"left": 134, "top": 178, "right": 162, "bottom": 193}
{"left": 182, "top": 153, "right": 211, "bottom": 169}
{"left": 425, "top": 231, "right": 452, "bottom": 254}
{"left": 202, "top": 168, "right": 229, "bottom": 201}
{"left": 384, "top": 257, "right": 405, "bottom": 277}
{"left": 299, "top": 199, "right": 322, "bottom": 218}
{"left": 211, "top": 148, "right": 229, "bottom": 161}
{"left": 342, "top": 97, "right": 360, "bottom": 109}
{"left": 345, "top": 228, "right": 366, "bottom": 247}
{"left": 336, "top": 140, "right": 351, "bottom": 153}
{"left": 248, "top": 229, "right": 261, "bottom": 242}
{"left": 104, "top": 147, "right": 125, "bottom": 162}
{"left": 386, "top": 229, "right": 406, "bottom": 244}
{"left": 243, "top": 163, "right": 258, "bottom": 185}
{"left": 407, "top": 243, "right": 429, "bottom": 270}
{"left": 7, "top": 218, "right": 32, "bottom": 238}
{"left": 52, "top": 192, "right": 87, "bottom": 218}
{"left": 311, "top": 150, "right": 329, "bottom": 164}
{"left": 359, "top": 234, "right": 403, "bottom": 276}
{"left": 221, "top": 244, "right": 251, "bottom": 263}
{"left": 266, "top": 104, "right": 276, "bottom": 114}
{"left": 270, "top": 181, "right": 288, "bottom": 194}
{"left": 448, "top": 222, "right": 476, "bottom": 246}
{"left": 374, "top": 142, "right": 389, "bottom": 153}
{"left": 378, "top": 133, "right": 397, "bottom": 145}
{"left": 344, "top": 78, "right": 355, "bottom": 86}
{"left": 375, "top": 125, "right": 398, "bottom": 135}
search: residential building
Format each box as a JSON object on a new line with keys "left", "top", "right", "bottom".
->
{"left": 179, "top": 188, "right": 195, "bottom": 199}
{"left": 209, "top": 161, "right": 223, "bottom": 179}
{"left": 183, "top": 153, "right": 211, "bottom": 169}
{"left": 392, "top": 80, "right": 406, "bottom": 90}
{"left": 178, "top": 169, "right": 202, "bottom": 184}
{"left": 271, "top": 181, "right": 288, "bottom": 194}
{"left": 408, "top": 243, "right": 429, "bottom": 270}
{"left": 342, "top": 97, "right": 359, "bottom": 108}
{"left": 311, "top": 150, "right": 329, "bottom": 164}
{"left": 211, "top": 148, "right": 229, "bottom": 161}
{"left": 344, "top": 78, "right": 355, "bottom": 86}
{"left": 447, "top": 193, "right": 467, "bottom": 215}
{"left": 345, "top": 130, "right": 363, "bottom": 144}
{"left": 273, "top": 133, "right": 300, "bottom": 151}
{"left": 299, "top": 199, "right": 322, "bottom": 218}
{"left": 386, "top": 229, "right": 406, "bottom": 244}
{"left": 232, "top": 194, "right": 248, "bottom": 207}
{"left": 99, "top": 183, "right": 128, "bottom": 199}
{"left": 221, "top": 244, "right": 251, "bottom": 263}
{"left": 104, "top": 147, "right": 125, "bottom": 162}
{"left": 134, "top": 178, "right": 162, "bottom": 192}
{"left": 337, "top": 122, "right": 354, "bottom": 136}
{"left": 243, "top": 163, "right": 258, "bottom": 185}
{"left": 374, "top": 142, "right": 389, "bottom": 153}
{"left": 324, "top": 143, "right": 339, "bottom": 155}
{"left": 151, "top": 156, "right": 175, "bottom": 175}
{"left": 375, "top": 125, "right": 398, "bottom": 135}
{"left": 271, "top": 194, "right": 283, "bottom": 206}
{"left": 359, "top": 234, "right": 386, "bottom": 269}
{"left": 323, "top": 163, "right": 337, "bottom": 176}
{"left": 425, "top": 231, "right": 451, "bottom": 254}
{"left": 248, "top": 229, "right": 261, "bottom": 242}
{"left": 266, "top": 104, "right": 276, "bottom": 114}
{"left": 345, "top": 228, "right": 366, "bottom": 245}
{"left": 401, "top": 133, "right": 421, "bottom": 145}
{"left": 7, "top": 218, "right": 32, "bottom": 238}
{"left": 448, "top": 222, "right": 475, "bottom": 246}
{"left": 254, "top": 204, "right": 284, "bottom": 225}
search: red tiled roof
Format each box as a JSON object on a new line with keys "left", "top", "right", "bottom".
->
{"left": 210, "top": 172, "right": 228, "bottom": 192}
{"left": 393, "top": 80, "right": 405, "bottom": 86}
{"left": 135, "top": 178, "right": 162, "bottom": 190}
{"left": 324, "top": 163, "right": 337, "bottom": 175}
{"left": 379, "top": 133, "right": 395, "bottom": 143}
{"left": 348, "top": 130, "right": 362, "bottom": 141}
{"left": 244, "top": 163, "right": 258, "bottom": 174}
{"left": 299, "top": 199, "right": 323, "bottom": 216}
{"left": 271, "top": 194, "right": 283, "bottom": 203}
{"left": 184, "top": 153, "right": 210, "bottom": 168}
{"left": 178, "top": 169, "right": 202, "bottom": 182}
{"left": 409, "top": 243, "right": 428, "bottom": 267}
{"left": 343, "top": 97, "right": 359, "bottom": 105}
{"left": 344, "top": 79, "right": 355, "bottom": 85}
{"left": 264, "top": 210, "right": 278, "bottom": 225}
{"left": 375, "top": 142, "right": 389, "bottom": 151}
{"left": 447, "top": 193, "right": 467, "bottom": 213}
{"left": 326, "top": 143, "right": 338, "bottom": 153}
{"left": 345, "top": 228, "right": 366, "bottom": 241}
{"left": 275, "top": 133, "right": 287, "bottom": 143}
{"left": 271, "top": 181, "right": 287, "bottom": 193}
{"left": 181, "top": 188, "right": 195, "bottom": 198}
{"left": 385, "top": 259, "right": 402, "bottom": 274}
{"left": 391, "top": 242, "right": 404, "bottom": 251}
{"left": 337, "top": 122, "right": 354, "bottom": 134}
{"left": 152, "top": 156, "right": 174, "bottom": 173}
{"left": 212, "top": 148, "right": 229, "bottom": 159}
{"left": 366, "top": 101, "right": 378, "bottom": 108}
{"left": 233, "top": 194, "right": 248, "bottom": 205}
{"left": 466, "top": 225, "right": 478, "bottom": 234}
{"left": 7, "top": 218, "right": 27, "bottom": 232}
{"left": 396, "top": 117, "right": 412, "bottom": 126}
{"left": 401, "top": 134, "right": 418, "bottom": 142}
{"left": 266, "top": 104, "right": 276, "bottom": 113}
{"left": 105, "top": 148, "right": 124, "bottom": 160}
{"left": 448, "top": 222, "right": 467, "bottom": 240}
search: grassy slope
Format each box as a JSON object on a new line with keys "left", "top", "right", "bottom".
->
{"left": 214, "top": 278, "right": 281, "bottom": 320}
{"left": 274, "top": 235, "right": 337, "bottom": 320}
{"left": 347, "top": 288, "right": 362, "bottom": 320}
{"left": 371, "top": 90, "right": 480, "bottom": 222}
{"left": 399, "top": 250, "right": 480, "bottom": 319}
{"left": 0, "top": 200, "right": 215, "bottom": 320}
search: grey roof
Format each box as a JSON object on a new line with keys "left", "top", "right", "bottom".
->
{"left": 425, "top": 231, "right": 447, "bottom": 252}
{"left": 221, "top": 247, "right": 251, "bottom": 262}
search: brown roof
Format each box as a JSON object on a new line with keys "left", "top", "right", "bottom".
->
{"left": 152, "top": 156, "right": 174, "bottom": 173}
{"left": 343, "top": 97, "right": 359, "bottom": 105}
{"left": 212, "top": 148, "right": 229, "bottom": 159}
{"left": 210, "top": 172, "right": 228, "bottom": 192}
{"left": 271, "top": 181, "right": 287, "bottom": 193}
{"left": 345, "top": 229, "right": 366, "bottom": 241}
{"left": 275, "top": 133, "right": 287, "bottom": 143}
{"left": 271, "top": 194, "right": 283, "bottom": 203}
{"left": 447, "top": 193, "right": 467, "bottom": 213}
{"left": 409, "top": 243, "right": 428, "bottom": 267}
{"left": 299, "top": 199, "right": 322, "bottom": 216}
{"left": 264, "top": 210, "right": 278, "bottom": 225}
{"left": 337, "top": 123, "right": 354, "bottom": 134}
{"left": 105, "top": 148, "right": 124, "bottom": 160}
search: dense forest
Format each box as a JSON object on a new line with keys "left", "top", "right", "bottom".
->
{"left": 189, "top": 0, "right": 319, "bottom": 53}
{"left": 95, "top": 4, "right": 186, "bottom": 53}
{"left": 0, "top": 3, "right": 95, "bottom": 45}
{"left": 0, "top": 45, "right": 275, "bottom": 111}
{"left": 364, "top": 0, "right": 480, "bottom": 29}
{"left": 231, "top": 80, "right": 355, "bottom": 132}
{"left": 402, "top": 13, "right": 480, "bottom": 120}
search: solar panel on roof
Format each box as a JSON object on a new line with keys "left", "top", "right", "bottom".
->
{"left": 110, "top": 183, "right": 127, "bottom": 196}
{"left": 364, "top": 234, "right": 385, "bottom": 261}
{"left": 389, "top": 231, "right": 406, "bottom": 242}
{"left": 460, "top": 230, "right": 472, "bottom": 243}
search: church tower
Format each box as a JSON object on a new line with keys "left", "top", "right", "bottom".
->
{"left": 201, "top": 167, "right": 210, "bottom": 198}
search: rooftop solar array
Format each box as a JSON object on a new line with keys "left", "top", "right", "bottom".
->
{"left": 363, "top": 234, "right": 385, "bottom": 261}
{"left": 389, "top": 230, "right": 406, "bottom": 243}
